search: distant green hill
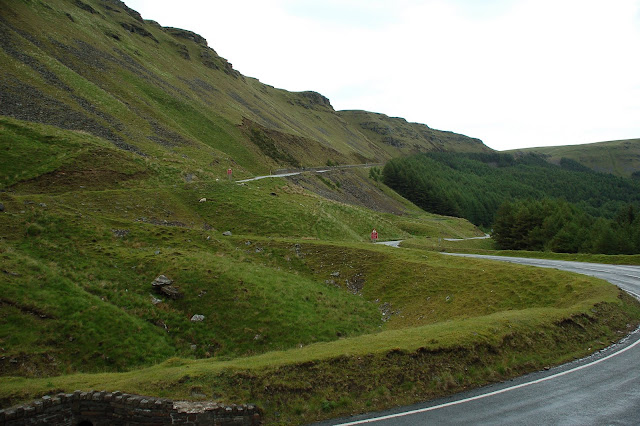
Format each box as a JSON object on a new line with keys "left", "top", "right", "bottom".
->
{"left": 383, "top": 151, "right": 640, "bottom": 227}
{"left": 507, "top": 138, "right": 640, "bottom": 178}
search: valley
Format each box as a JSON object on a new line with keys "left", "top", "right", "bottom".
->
{"left": 1, "top": 1, "right": 640, "bottom": 425}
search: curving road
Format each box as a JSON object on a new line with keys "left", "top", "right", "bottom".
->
{"left": 319, "top": 255, "right": 640, "bottom": 426}
{"left": 235, "top": 163, "right": 383, "bottom": 183}
{"left": 446, "top": 254, "right": 640, "bottom": 299}
{"left": 375, "top": 240, "right": 403, "bottom": 248}
{"left": 443, "top": 233, "right": 491, "bottom": 242}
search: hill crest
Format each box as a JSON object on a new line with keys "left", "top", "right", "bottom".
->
{"left": 0, "top": 0, "right": 491, "bottom": 176}
{"left": 507, "top": 138, "right": 640, "bottom": 178}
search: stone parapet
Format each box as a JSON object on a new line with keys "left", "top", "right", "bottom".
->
{"left": 0, "top": 391, "right": 261, "bottom": 425}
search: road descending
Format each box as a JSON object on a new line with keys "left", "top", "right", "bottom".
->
{"left": 319, "top": 255, "right": 640, "bottom": 425}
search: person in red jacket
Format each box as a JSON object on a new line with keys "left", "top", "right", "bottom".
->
{"left": 371, "top": 228, "right": 378, "bottom": 243}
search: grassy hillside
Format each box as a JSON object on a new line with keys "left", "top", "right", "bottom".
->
{"left": 2, "top": 239, "right": 638, "bottom": 423}
{"left": 508, "top": 138, "right": 640, "bottom": 178}
{"left": 0, "top": 0, "right": 489, "bottom": 179}
{"left": 2, "top": 1, "right": 640, "bottom": 424}
{"left": 0, "top": 117, "right": 483, "bottom": 375}
{"left": 1, "top": 117, "right": 639, "bottom": 424}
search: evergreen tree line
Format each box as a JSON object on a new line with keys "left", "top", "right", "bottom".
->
{"left": 382, "top": 152, "right": 640, "bottom": 254}
{"left": 493, "top": 199, "right": 640, "bottom": 254}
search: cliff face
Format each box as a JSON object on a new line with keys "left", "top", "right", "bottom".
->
{"left": 0, "top": 0, "right": 491, "bottom": 173}
{"left": 339, "top": 110, "right": 491, "bottom": 157}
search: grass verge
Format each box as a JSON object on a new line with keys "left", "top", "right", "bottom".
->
{"left": 1, "top": 291, "right": 638, "bottom": 424}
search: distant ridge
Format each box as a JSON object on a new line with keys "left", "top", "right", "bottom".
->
{"left": 507, "top": 138, "right": 640, "bottom": 178}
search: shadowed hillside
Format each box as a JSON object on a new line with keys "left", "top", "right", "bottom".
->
{"left": 0, "top": 0, "right": 490, "bottom": 179}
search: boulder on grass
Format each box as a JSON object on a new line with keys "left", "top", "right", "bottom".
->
{"left": 152, "top": 275, "right": 183, "bottom": 299}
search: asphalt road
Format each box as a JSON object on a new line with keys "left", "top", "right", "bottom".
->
{"left": 318, "top": 255, "right": 640, "bottom": 426}
{"left": 375, "top": 240, "right": 403, "bottom": 248}
{"left": 447, "top": 254, "right": 640, "bottom": 299}
{"left": 443, "top": 234, "right": 491, "bottom": 242}
{"left": 235, "top": 171, "right": 304, "bottom": 183}
{"left": 235, "top": 163, "right": 382, "bottom": 183}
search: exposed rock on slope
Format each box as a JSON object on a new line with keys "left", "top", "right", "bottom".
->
{"left": 339, "top": 110, "right": 491, "bottom": 157}
{"left": 0, "top": 0, "right": 491, "bottom": 177}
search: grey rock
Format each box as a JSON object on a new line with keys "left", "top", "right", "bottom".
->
{"left": 112, "top": 229, "right": 130, "bottom": 238}
{"left": 159, "top": 285, "right": 182, "bottom": 299}
{"left": 222, "top": 231, "right": 232, "bottom": 236}
{"left": 152, "top": 275, "right": 173, "bottom": 287}
{"left": 191, "top": 314, "right": 205, "bottom": 322}
{"left": 152, "top": 275, "right": 182, "bottom": 299}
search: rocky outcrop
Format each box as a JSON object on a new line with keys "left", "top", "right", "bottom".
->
{"left": 120, "top": 22, "right": 158, "bottom": 43}
{"left": 74, "top": 0, "right": 98, "bottom": 15}
{"left": 172, "top": 42, "right": 190, "bottom": 60}
{"left": 151, "top": 275, "right": 183, "bottom": 299}
{"left": 101, "top": 0, "right": 144, "bottom": 22}
{"left": 340, "top": 110, "right": 491, "bottom": 154}
{"left": 164, "top": 27, "right": 208, "bottom": 47}
{"left": 289, "top": 91, "right": 334, "bottom": 111}
{"left": 301, "top": 91, "right": 332, "bottom": 108}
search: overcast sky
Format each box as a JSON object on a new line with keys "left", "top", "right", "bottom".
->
{"left": 124, "top": 0, "right": 640, "bottom": 151}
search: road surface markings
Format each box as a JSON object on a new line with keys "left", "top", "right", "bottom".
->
{"left": 336, "top": 329, "right": 640, "bottom": 425}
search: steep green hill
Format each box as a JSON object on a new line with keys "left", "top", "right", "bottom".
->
{"left": 0, "top": 0, "right": 489, "bottom": 179}
{"left": 508, "top": 138, "right": 640, "bottom": 178}
{"left": 2, "top": 1, "right": 640, "bottom": 424}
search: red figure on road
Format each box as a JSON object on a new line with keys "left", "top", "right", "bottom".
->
{"left": 371, "top": 228, "right": 378, "bottom": 243}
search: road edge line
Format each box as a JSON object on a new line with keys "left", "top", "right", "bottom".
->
{"left": 336, "top": 332, "right": 640, "bottom": 425}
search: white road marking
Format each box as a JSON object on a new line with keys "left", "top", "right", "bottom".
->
{"left": 443, "top": 234, "right": 491, "bottom": 242}
{"left": 336, "top": 334, "right": 640, "bottom": 425}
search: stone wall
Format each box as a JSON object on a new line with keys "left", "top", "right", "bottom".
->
{"left": 0, "top": 391, "right": 261, "bottom": 425}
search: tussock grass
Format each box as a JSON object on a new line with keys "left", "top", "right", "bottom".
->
{"left": 2, "top": 2, "right": 639, "bottom": 423}
{"left": 2, "top": 292, "right": 637, "bottom": 424}
{"left": 2, "top": 120, "right": 640, "bottom": 425}
{"left": 0, "top": 121, "right": 640, "bottom": 424}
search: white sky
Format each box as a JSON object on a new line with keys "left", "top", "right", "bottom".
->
{"left": 124, "top": 0, "right": 640, "bottom": 151}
